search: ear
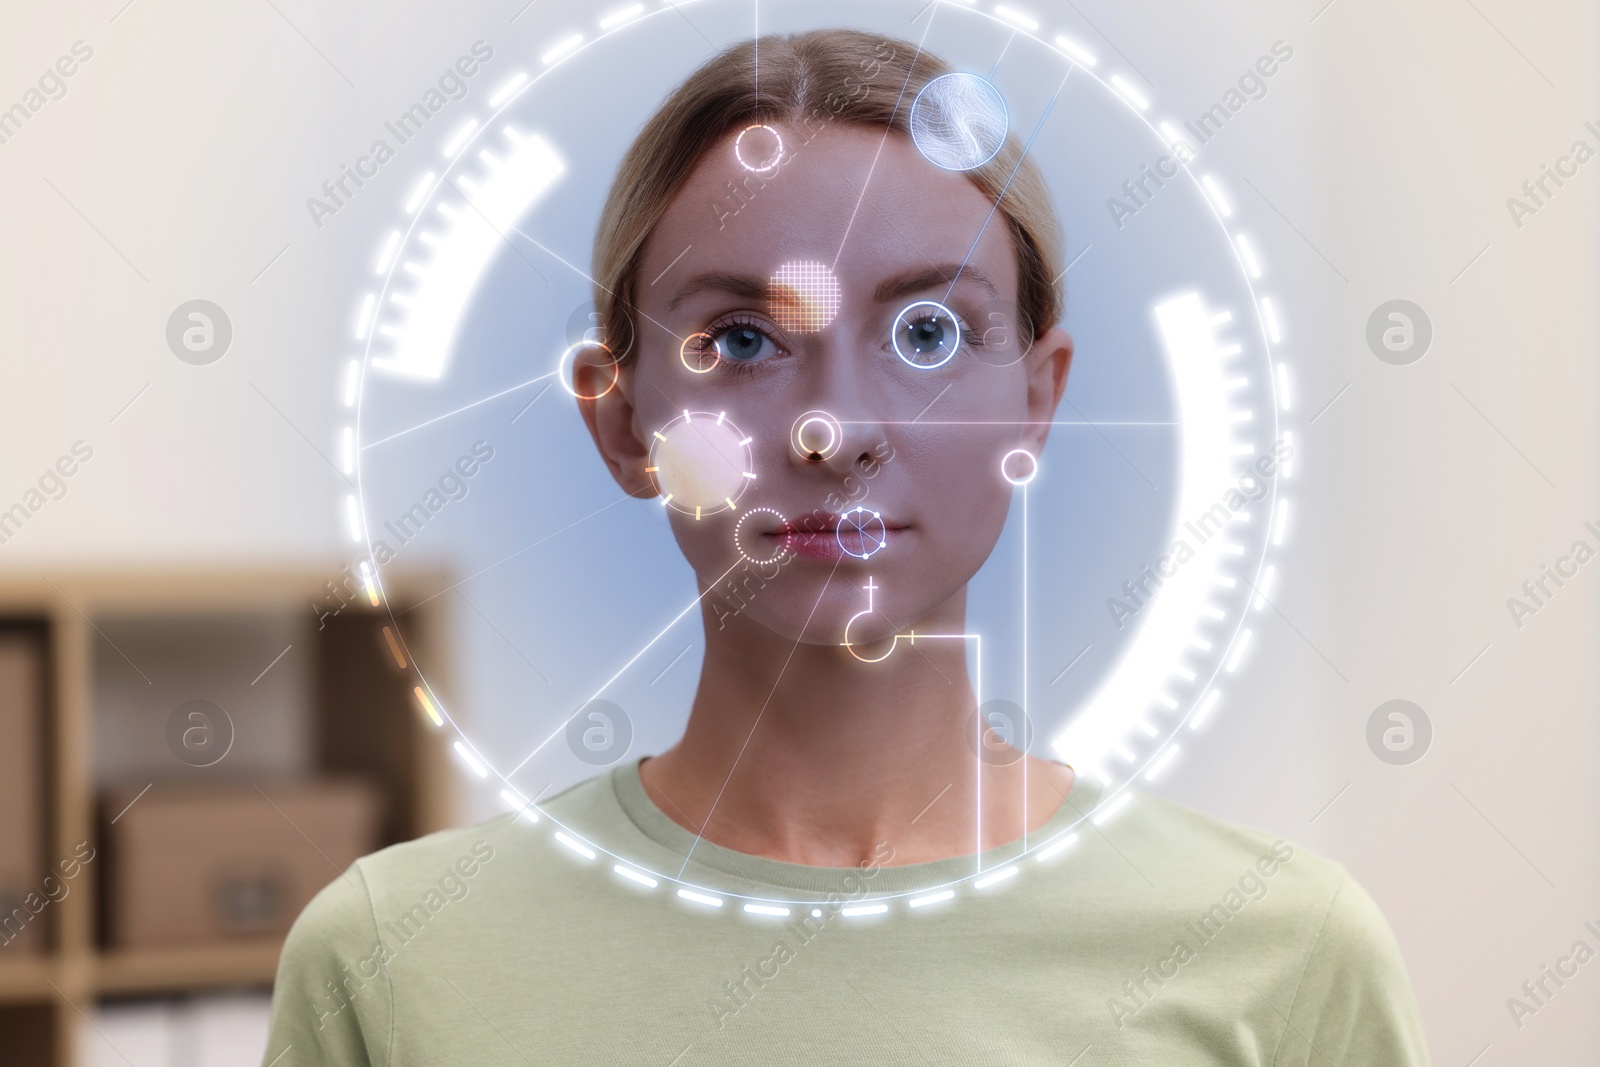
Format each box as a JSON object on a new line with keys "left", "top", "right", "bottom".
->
{"left": 1019, "top": 324, "right": 1073, "bottom": 454}
{"left": 574, "top": 354, "right": 656, "bottom": 500}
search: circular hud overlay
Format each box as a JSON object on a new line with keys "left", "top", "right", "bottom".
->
{"left": 338, "top": 0, "right": 1295, "bottom": 917}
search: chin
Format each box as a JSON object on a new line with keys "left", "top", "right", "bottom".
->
{"left": 711, "top": 571, "right": 957, "bottom": 650}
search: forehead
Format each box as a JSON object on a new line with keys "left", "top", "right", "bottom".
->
{"left": 638, "top": 123, "right": 1018, "bottom": 303}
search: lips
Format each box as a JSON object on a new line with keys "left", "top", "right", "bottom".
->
{"left": 764, "top": 510, "right": 908, "bottom": 561}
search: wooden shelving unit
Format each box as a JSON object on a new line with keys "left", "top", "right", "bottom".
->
{"left": 0, "top": 568, "right": 455, "bottom": 1067}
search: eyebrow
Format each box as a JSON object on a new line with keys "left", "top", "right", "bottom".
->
{"left": 873, "top": 263, "right": 999, "bottom": 304}
{"left": 663, "top": 262, "right": 1001, "bottom": 313}
{"left": 665, "top": 272, "right": 767, "bottom": 312}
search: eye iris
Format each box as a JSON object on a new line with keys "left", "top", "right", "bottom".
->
{"left": 910, "top": 318, "right": 946, "bottom": 353}
{"left": 722, "top": 327, "right": 764, "bottom": 361}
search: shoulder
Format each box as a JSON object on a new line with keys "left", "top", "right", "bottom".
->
{"left": 1099, "top": 789, "right": 1429, "bottom": 1063}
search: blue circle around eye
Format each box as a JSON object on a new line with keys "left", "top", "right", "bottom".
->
{"left": 717, "top": 326, "right": 769, "bottom": 362}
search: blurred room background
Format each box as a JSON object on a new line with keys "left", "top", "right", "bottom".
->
{"left": 0, "top": 0, "right": 1595, "bottom": 1063}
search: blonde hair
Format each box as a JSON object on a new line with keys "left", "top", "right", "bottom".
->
{"left": 592, "top": 28, "right": 1064, "bottom": 363}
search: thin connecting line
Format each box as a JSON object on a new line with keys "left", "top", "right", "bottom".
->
{"left": 939, "top": 68, "right": 1073, "bottom": 311}
{"left": 1307, "top": 781, "right": 1350, "bottom": 824}
{"left": 1309, "top": 0, "right": 1340, "bottom": 23}
{"left": 510, "top": 381, "right": 553, "bottom": 424}
{"left": 42, "top": 577, "right": 149, "bottom": 683}
{"left": 843, "top": 977, "right": 937, "bottom": 1067}
{"left": 400, "top": 491, "right": 640, "bottom": 617}
{"left": 987, "top": 30, "right": 1017, "bottom": 80}
{"left": 109, "top": 783, "right": 152, "bottom": 824}
{"left": 649, "top": 243, "right": 694, "bottom": 286}
{"left": 504, "top": 555, "right": 748, "bottom": 780}
{"left": 444, "top": 977, "right": 539, "bottom": 1066}
{"left": 251, "top": 643, "right": 293, "bottom": 685}
{"left": 1241, "top": 176, "right": 1348, "bottom": 283}
{"left": 1050, "top": 642, "right": 1091, "bottom": 685}
{"left": 249, "top": 381, "right": 355, "bottom": 487}
{"left": 1059, "top": 393, "right": 1158, "bottom": 489}
{"left": 910, "top": 383, "right": 952, "bottom": 423}
{"left": 46, "top": 977, "right": 136, "bottom": 1067}
{"left": 43, "top": 176, "right": 148, "bottom": 283}
{"left": 828, "top": 7, "right": 938, "bottom": 271}
{"left": 1450, "top": 643, "right": 1491, "bottom": 685}
{"left": 361, "top": 371, "right": 556, "bottom": 451}
{"left": 909, "top": 781, "right": 953, "bottom": 824}
{"left": 253, "top": 781, "right": 363, "bottom": 890}
{"left": 675, "top": 555, "right": 846, "bottom": 878}
{"left": 451, "top": 585, "right": 550, "bottom": 684}
{"left": 442, "top": 176, "right": 550, "bottom": 284}
{"left": 260, "top": 0, "right": 357, "bottom": 88}
{"left": 251, "top": 242, "right": 291, "bottom": 285}
{"left": 650, "top": 643, "right": 694, "bottom": 685}
{"left": 1450, "top": 781, "right": 1557, "bottom": 888}
{"left": 1463, "top": 0, "right": 1558, "bottom": 89}
{"left": 110, "top": 382, "right": 151, "bottom": 423}
{"left": 1242, "top": 975, "right": 1338, "bottom": 1066}
{"left": 1058, "top": 781, "right": 1157, "bottom": 889}
{"left": 503, "top": 219, "right": 687, "bottom": 346}
{"left": 1449, "top": 243, "right": 1492, "bottom": 285}
{"left": 1307, "top": 382, "right": 1351, "bottom": 425}
{"left": 1238, "top": 572, "right": 1350, "bottom": 683}
{"left": 1061, "top": 0, "right": 1155, "bottom": 87}
{"left": 649, "top": 780, "right": 765, "bottom": 891}
{"left": 1450, "top": 381, "right": 1557, "bottom": 488}
{"left": 1052, "top": 244, "right": 1092, "bottom": 285}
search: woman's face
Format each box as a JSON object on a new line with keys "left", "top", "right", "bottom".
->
{"left": 579, "top": 122, "right": 1072, "bottom": 647}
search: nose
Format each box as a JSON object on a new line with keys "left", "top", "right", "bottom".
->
{"left": 788, "top": 338, "right": 888, "bottom": 479}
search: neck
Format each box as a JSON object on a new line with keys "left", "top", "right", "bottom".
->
{"left": 638, "top": 584, "right": 1073, "bottom": 867}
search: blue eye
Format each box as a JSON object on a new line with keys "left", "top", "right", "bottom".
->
{"left": 712, "top": 324, "right": 776, "bottom": 363}
{"left": 891, "top": 300, "right": 963, "bottom": 369}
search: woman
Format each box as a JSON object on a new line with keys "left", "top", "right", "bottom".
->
{"left": 265, "top": 29, "right": 1429, "bottom": 1065}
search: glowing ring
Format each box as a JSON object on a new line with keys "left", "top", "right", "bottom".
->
{"left": 891, "top": 300, "right": 962, "bottom": 369}
{"left": 646, "top": 409, "right": 755, "bottom": 519}
{"left": 835, "top": 507, "right": 887, "bottom": 560}
{"left": 557, "top": 339, "right": 620, "bottom": 401}
{"left": 791, "top": 409, "right": 841, "bottom": 462}
{"left": 1000, "top": 448, "right": 1038, "bottom": 485}
{"left": 343, "top": 0, "right": 1297, "bottom": 920}
{"left": 679, "top": 332, "right": 720, "bottom": 374}
{"left": 734, "top": 123, "right": 783, "bottom": 173}
{"left": 733, "top": 507, "right": 793, "bottom": 564}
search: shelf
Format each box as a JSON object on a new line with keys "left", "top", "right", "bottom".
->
{"left": 94, "top": 938, "right": 283, "bottom": 997}
{"left": 0, "top": 566, "right": 455, "bottom": 1066}
{"left": 0, "top": 955, "right": 52, "bottom": 1003}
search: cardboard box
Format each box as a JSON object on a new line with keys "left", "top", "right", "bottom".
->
{"left": 0, "top": 629, "right": 47, "bottom": 954}
{"left": 104, "top": 779, "right": 382, "bottom": 949}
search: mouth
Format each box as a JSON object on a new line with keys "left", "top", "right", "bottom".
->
{"left": 764, "top": 510, "right": 909, "bottom": 561}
